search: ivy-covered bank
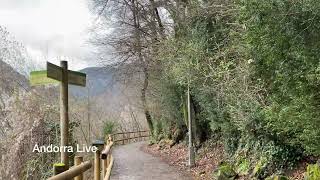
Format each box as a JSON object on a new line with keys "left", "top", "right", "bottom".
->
{"left": 146, "top": 0, "right": 320, "bottom": 179}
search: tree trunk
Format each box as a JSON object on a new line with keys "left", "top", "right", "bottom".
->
{"left": 149, "top": 0, "right": 165, "bottom": 38}
{"left": 141, "top": 66, "right": 154, "bottom": 133}
{"left": 132, "top": 0, "right": 154, "bottom": 133}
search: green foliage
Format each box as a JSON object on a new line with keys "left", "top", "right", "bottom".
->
{"left": 252, "top": 157, "right": 268, "bottom": 177}
{"left": 305, "top": 164, "right": 320, "bottom": 180}
{"left": 241, "top": 0, "right": 320, "bottom": 155}
{"left": 213, "top": 162, "right": 237, "bottom": 180}
{"left": 103, "top": 121, "right": 116, "bottom": 135}
{"left": 149, "top": 0, "right": 320, "bottom": 177}
{"left": 151, "top": 118, "right": 174, "bottom": 142}
{"left": 153, "top": 120, "right": 164, "bottom": 141}
{"left": 236, "top": 159, "right": 250, "bottom": 176}
{"left": 148, "top": 70, "right": 188, "bottom": 142}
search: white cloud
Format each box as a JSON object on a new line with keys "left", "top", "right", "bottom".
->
{"left": 0, "top": 0, "right": 95, "bottom": 70}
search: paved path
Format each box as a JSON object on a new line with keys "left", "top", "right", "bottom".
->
{"left": 110, "top": 142, "right": 193, "bottom": 180}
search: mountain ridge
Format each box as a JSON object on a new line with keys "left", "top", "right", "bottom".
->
{"left": 0, "top": 60, "right": 29, "bottom": 95}
{"left": 70, "top": 66, "right": 119, "bottom": 98}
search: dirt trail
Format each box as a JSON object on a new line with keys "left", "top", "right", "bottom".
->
{"left": 110, "top": 142, "right": 194, "bottom": 180}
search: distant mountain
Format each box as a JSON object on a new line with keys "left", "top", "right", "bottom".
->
{"left": 68, "top": 65, "right": 146, "bottom": 128}
{"left": 70, "top": 66, "right": 120, "bottom": 98}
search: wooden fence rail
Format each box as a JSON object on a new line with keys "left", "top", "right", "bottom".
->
{"left": 101, "top": 135, "right": 114, "bottom": 180}
{"left": 111, "top": 130, "right": 150, "bottom": 145}
{"left": 47, "top": 130, "right": 150, "bottom": 180}
{"left": 48, "top": 161, "right": 92, "bottom": 180}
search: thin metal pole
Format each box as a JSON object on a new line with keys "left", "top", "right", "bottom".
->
{"left": 87, "top": 85, "right": 91, "bottom": 142}
{"left": 60, "top": 61, "right": 69, "bottom": 169}
{"left": 187, "top": 83, "right": 195, "bottom": 167}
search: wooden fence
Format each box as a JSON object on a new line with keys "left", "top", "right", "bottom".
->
{"left": 111, "top": 130, "right": 150, "bottom": 145}
{"left": 47, "top": 130, "right": 149, "bottom": 180}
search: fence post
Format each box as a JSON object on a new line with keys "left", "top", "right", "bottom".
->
{"left": 103, "top": 144, "right": 108, "bottom": 176}
{"left": 108, "top": 135, "right": 112, "bottom": 166}
{"left": 122, "top": 133, "right": 125, "bottom": 145}
{"left": 94, "top": 149, "right": 101, "bottom": 180}
{"left": 53, "top": 163, "right": 66, "bottom": 175}
{"left": 135, "top": 132, "right": 137, "bottom": 141}
{"left": 92, "top": 139, "right": 104, "bottom": 180}
{"left": 74, "top": 156, "right": 83, "bottom": 180}
{"left": 113, "top": 134, "right": 116, "bottom": 145}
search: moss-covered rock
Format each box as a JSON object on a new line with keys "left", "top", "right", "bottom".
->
{"left": 213, "top": 162, "right": 237, "bottom": 180}
{"left": 305, "top": 164, "right": 320, "bottom": 180}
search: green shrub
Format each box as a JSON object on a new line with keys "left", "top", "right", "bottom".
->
{"left": 236, "top": 159, "right": 250, "bottom": 176}
{"left": 103, "top": 121, "right": 116, "bottom": 135}
{"left": 305, "top": 164, "right": 320, "bottom": 180}
{"left": 252, "top": 157, "right": 268, "bottom": 177}
{"left": 151, "top": 0, "right": 320, "bottom": 177}
{"left": 213, "top": 162, "right": 237, "bottom": 180}
{"left": 150, "top": 120, "right": 166, "bottom": 142}
{"left": 241, "top": 0, "right": 320, "bottom": 155}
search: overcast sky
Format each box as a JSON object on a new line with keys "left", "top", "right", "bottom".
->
{"left": 0, "top": 0, "right": 96, "bottom": 70}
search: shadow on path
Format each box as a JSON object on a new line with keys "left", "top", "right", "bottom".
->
{"left": 111, "top": 142, "right": 193, "bottom": 180}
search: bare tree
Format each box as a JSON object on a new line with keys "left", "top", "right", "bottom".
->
{"left": 89, "top": 0, "right": 170, "bottom": 132}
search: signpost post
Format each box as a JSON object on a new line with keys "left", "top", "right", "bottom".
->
{"left": 60, "top": 61, "right": 69, "bottom": 169}
{"left": 30, "top": 61, "right": 86, "bottom": 170}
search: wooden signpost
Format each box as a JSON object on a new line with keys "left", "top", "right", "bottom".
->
{"left": 30, "top": 62, "right": 86, "bottom": 87}
{"left": 30, "top": 61, "right": 86, "bottom": 170}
